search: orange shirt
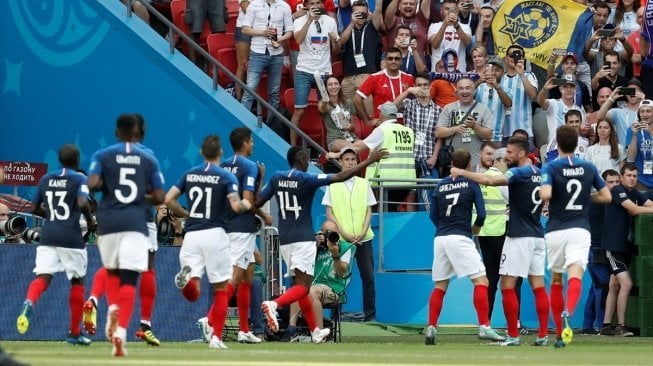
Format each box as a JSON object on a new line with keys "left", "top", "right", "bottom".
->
{"left": 430, "top": 80, "right": 458, "bottom": 108}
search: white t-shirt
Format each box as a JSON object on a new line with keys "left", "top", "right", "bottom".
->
{"left": 294, "top": 15, "right": 338, "bottom": 74}
{"left": 321, "top": 177, "right": 377, "bottom": 207}
{"left": 427, "top": 22, "right": 472, "bottom": 73}
{"left": 544, "top": 99, "right": 586, "bottom": 144}
{"left": 585, "top": 143, "right": 626, "bottom": 174}
{"left": 242, "top": 0, "right": 294, "bottom": 55}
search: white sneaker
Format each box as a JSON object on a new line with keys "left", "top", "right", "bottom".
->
{"left": 311, "top": 327, "right": 331, "bottom": 343}
{"left": 175, "top": 266, "right": 192, "bottom": 289}
{"left": 196, "top": 317, "right": 214, "bottom": 343}
{"left": 105, "top": 304, "right": 119, "bottom": 339}
{"left": 478, "top": 325, "right": 506, "bottom": 342}
{"left": 111, "top": 327, "right": 127, "bottom": 357}
{"left": 261, "top": 301, "right": 279, "bottom": 332}
{"left": 209, "top": 335, "right": 228, "bottom": 349}
{"left": 238, "top": 331, "right": 262, "bottom": 344}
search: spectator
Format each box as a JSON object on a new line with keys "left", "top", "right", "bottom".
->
{"left": 428, "top": 0, "right": 472, "bottom": 73}
{"left": 474, "top": 6, "right": 496, "bottom": 55}
{"left": 185, "top": 0, "right": 226, "bottom": 66}
{"left": 640, "top": 0, "right": 653, "bottom": 99}
{"left": 596, "top": 79, "right": 646, "bottom": 144}
{"left": 234, "top": 0, "right": 253, "bottom": 100}
{"left": 591, "top": 51, "right": 630, "bottom": 110}
{"left": 626, "top": 6, "right": 645, "bottom": 78}
{"left": 240, "top": 0, "right": 294, "bottom": 127}
{"left": 546, "top": 52, "right": 592, "bottom": 113}
{"left": 584, "top": 24, "right": 634, "bottom": 79}
{"left": 585, "top": 119, "right": 626, "bottom": 173}
{"left": 320, "top": 76, "right": 359, "bottom": 152}
{"left": 354, "top": 48, "right": 415, "bottom": 125}
{"left": 582, "top": 169, "right": 620, "bottom": 336}
{"left": 537, "top": 75, "right": 587, "bottom": 145}
{"left": 543, "top": 110, "right": 589, "bottom": 162}
{"left": 469, "top": 45, "right": 488, "bottom": 76}
{"left": 501, "top": 44, "right": 539, "bottom": 146}
{"left": 383, "top": 0, "right": 431, "bottom": 59}
{"left": 288, "top": 221, "right": 356, "bottom": 334}
{"left": 436, "top": 77, "right": 493, "bottom": 169}
{"left": 625, "top": 99, "right": 653, "bottom": 190}
{"left": 475, "top": 56, "right": 512, "bottom": 143}
{"left": 611, "top": 0, "right": 641, "bottom": 38}
{"left": 586, "top": 86, "right": 614, "bottom": 140}
{"left": 601, "top": 163, "right": 653, "bottom": 336}
{"left": 288, "top": 0, "right": 340, "bottom": 145}
{"left": 340, "top": 0, "right": 384, "bottom": 117}
{"left": 380, "top": 24, "right": 427, "bottom": 75}
{"left": 287, "top": 0, "right": 337, "bottom": 77}
{"left": 456, "top": 1, "right": 478, "bottom": 36}
{"left": 429, "top": 60, "right": 459, "bottom": 108}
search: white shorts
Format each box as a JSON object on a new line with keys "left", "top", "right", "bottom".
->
{"left": 432, "top": 235, "right": 486, "bottom": 281}
{"left": 97, "top": 231, "right": 149, "bottom": 272}
{"left": 499, "top": 236, "right": 546, "bottom": 278}
{"left": 228, "top": 232, "right": 256, "bottom": 270}
{"left": 545, "top": 228, "right": 591, "bottom": 273}
{"left": 280, "top": 241, "right": 317, "bottom": 277}
{"left": 180, "top": 227, "right": 232, "bottom": 284}
{"left": 147, "top": 222, "right": 158, "bottom": 252}
{"left": 33, "top": 245, "right": 87, "bottom": 280}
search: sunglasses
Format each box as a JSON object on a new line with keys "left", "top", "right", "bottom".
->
{"left": 386, "top": 56, "right": 402, "bottom": 61}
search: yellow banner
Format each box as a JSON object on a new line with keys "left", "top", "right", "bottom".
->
{"left": 491, "top": 0, "right": 591, "bottom": 68}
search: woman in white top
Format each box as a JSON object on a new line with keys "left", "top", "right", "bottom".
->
{"left": 611, "top": 0, "right": 641, "bottom": 37}
{"left": 585, "top": 119, "right": 626, "bottom": 174}
{"left": 470, "top": 45, "right": 487, "bottom": 83}
{"left": 319, "top": 76, "right": 358, "bottom": 152}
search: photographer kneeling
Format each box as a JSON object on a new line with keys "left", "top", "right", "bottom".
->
{"left": 287, "top": 220, "right": 356, "bottom": 339}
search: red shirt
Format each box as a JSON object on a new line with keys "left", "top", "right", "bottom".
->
{"left": 385, "top": 12, "right": 430, "bottom": 56}
{"left": 288, "top": 0, "right": 336, "bottom": 51}
{"left": 357, "top": 70, "right": 414, "bottom": 118}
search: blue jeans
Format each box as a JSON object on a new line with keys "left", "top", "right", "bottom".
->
{"left": 582, "top": 249, "right": 611, "bottom": 329}
{"left": 241, "top": 52, "right": 283, "bottom": 124}
{"left": 293, "top": 70, "right": 327, "bottom": 108}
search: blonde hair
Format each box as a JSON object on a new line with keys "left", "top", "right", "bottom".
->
{"left": 471, "top": 45, "right": 488, "bottom": 58}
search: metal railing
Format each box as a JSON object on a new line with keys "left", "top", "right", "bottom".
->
{"left": 367, "top": 177, "right": 441, "bottom": 272}
{"left": 124, "top": 0, "right": 328, "bottom": 156}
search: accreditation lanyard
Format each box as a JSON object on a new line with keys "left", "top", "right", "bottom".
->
{"left": 351, "top": 23, "right": 368, "bottom": 54}
{"left": 385, "top": 70, "right": 403, "bottom": 101}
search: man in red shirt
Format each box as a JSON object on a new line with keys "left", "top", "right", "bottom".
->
{"left": 354, "top": 47, "right": 414, "bottom": 126}
{"left": 384, "top": 0, "right": 431, "bottom": 58}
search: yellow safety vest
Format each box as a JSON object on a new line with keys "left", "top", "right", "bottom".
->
{"left": 478, "top": 167, "right": 507, "bottom": 237}
{"left": 328, "top": 177, "right": 374, "bottom": 241}
{"left": 365, "top": 121, "right": 416, "bottom": 186}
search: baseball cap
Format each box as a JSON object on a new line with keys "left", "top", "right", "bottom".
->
{"left": 628, "top": 77, "right": 643, "bottom": 89}
{"left": 339, "top": 146, "right": 357, "bottom": 157}
{"left": 494, "top": 148, "right": 507, "bottom": 161}
{"left": 487, "top": 55, "right": 504, "bottom": 70}
{"left": 639, "top": 99, "right": 653, "bottom": 109}
{"left": 562, "top": 52, "right": 578, "bottom": 64}
{"left": 379, "top": 102, "right": 398, "bottom": 118}
{"left": 562, "top": 74, "right": 576, "bottom": 85}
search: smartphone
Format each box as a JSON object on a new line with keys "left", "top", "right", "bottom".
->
{"left": 462, "top": 3, "right": 473, "bottom": 9}
{"left": 316, "top": 8, "right": 327, "bottom": 15}
{"left": 553, "top": 48, "right": 567, "bottom": 56}
{"left": 597, "top": 28, "right": 615, "bottom": 37}
{"left": 552, "top": 78, "right": 567, "bottom": 86}
{"left": 620, "top": 87, "right": 636, "bottom": 96}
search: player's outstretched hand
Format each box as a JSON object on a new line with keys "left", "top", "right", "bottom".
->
{"left": 368, "top": 148, "right": 389, "bottom": 162}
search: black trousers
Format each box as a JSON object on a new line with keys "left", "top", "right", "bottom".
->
{"left": 354, "top": 240, "right": 376, "bottom": 320}
{"left": 478, "top": 234, "right": 523, "bottom": 321}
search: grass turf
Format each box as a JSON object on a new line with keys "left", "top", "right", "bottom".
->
{"left": 4, "top": 330, "right": 653, "bottom": 366}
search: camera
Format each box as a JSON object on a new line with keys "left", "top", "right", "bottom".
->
{"left": 317, "top": 230, "right": 340, "bottom": 249}
{"left": 314, "top": 7, "right": 327, "bottom": 15}
{"left": 597, "top": 28, "right": 615, "bottom": 38}
{"left": 1, "top": 215, "right": 40, "bottom": 243}
{"left": 510, "top": 50, "right": 523, "bottom": 61}
{"left": 620, "top": 87, "right": 636, "bottom": 96}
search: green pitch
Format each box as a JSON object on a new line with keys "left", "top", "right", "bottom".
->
{"left": 4, "top": 330, "right": 653, "bottom": 366}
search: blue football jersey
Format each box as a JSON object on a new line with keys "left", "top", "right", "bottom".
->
{"left": 430, "top": 176, "right": 485, "bottom": 237}
{"left": 258, "top": 169, "right": 333, "bottom": 245}
{"left": 89, "top": 142, "right": 164, "bottom": 235}
{"left": 541, "top": 156, "right": 606, "bottom": 232}
{"left": 32, "top": 169, "right": 90, "bottom": 249}
{"left": 221, "top": 155, "right": 260, "bottom": 233}
{"left": 504, "top": 165, "right": 544, "bottom": 238}
{"left": 136, "top": 142, "right": 159, "bottom": 223}
{"left": 174, "top": 163, "right": 239, "bottom": 232}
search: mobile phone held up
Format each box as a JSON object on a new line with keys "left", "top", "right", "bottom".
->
{"left": 620, "top": 87, "right": 636, "bottom": 96}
